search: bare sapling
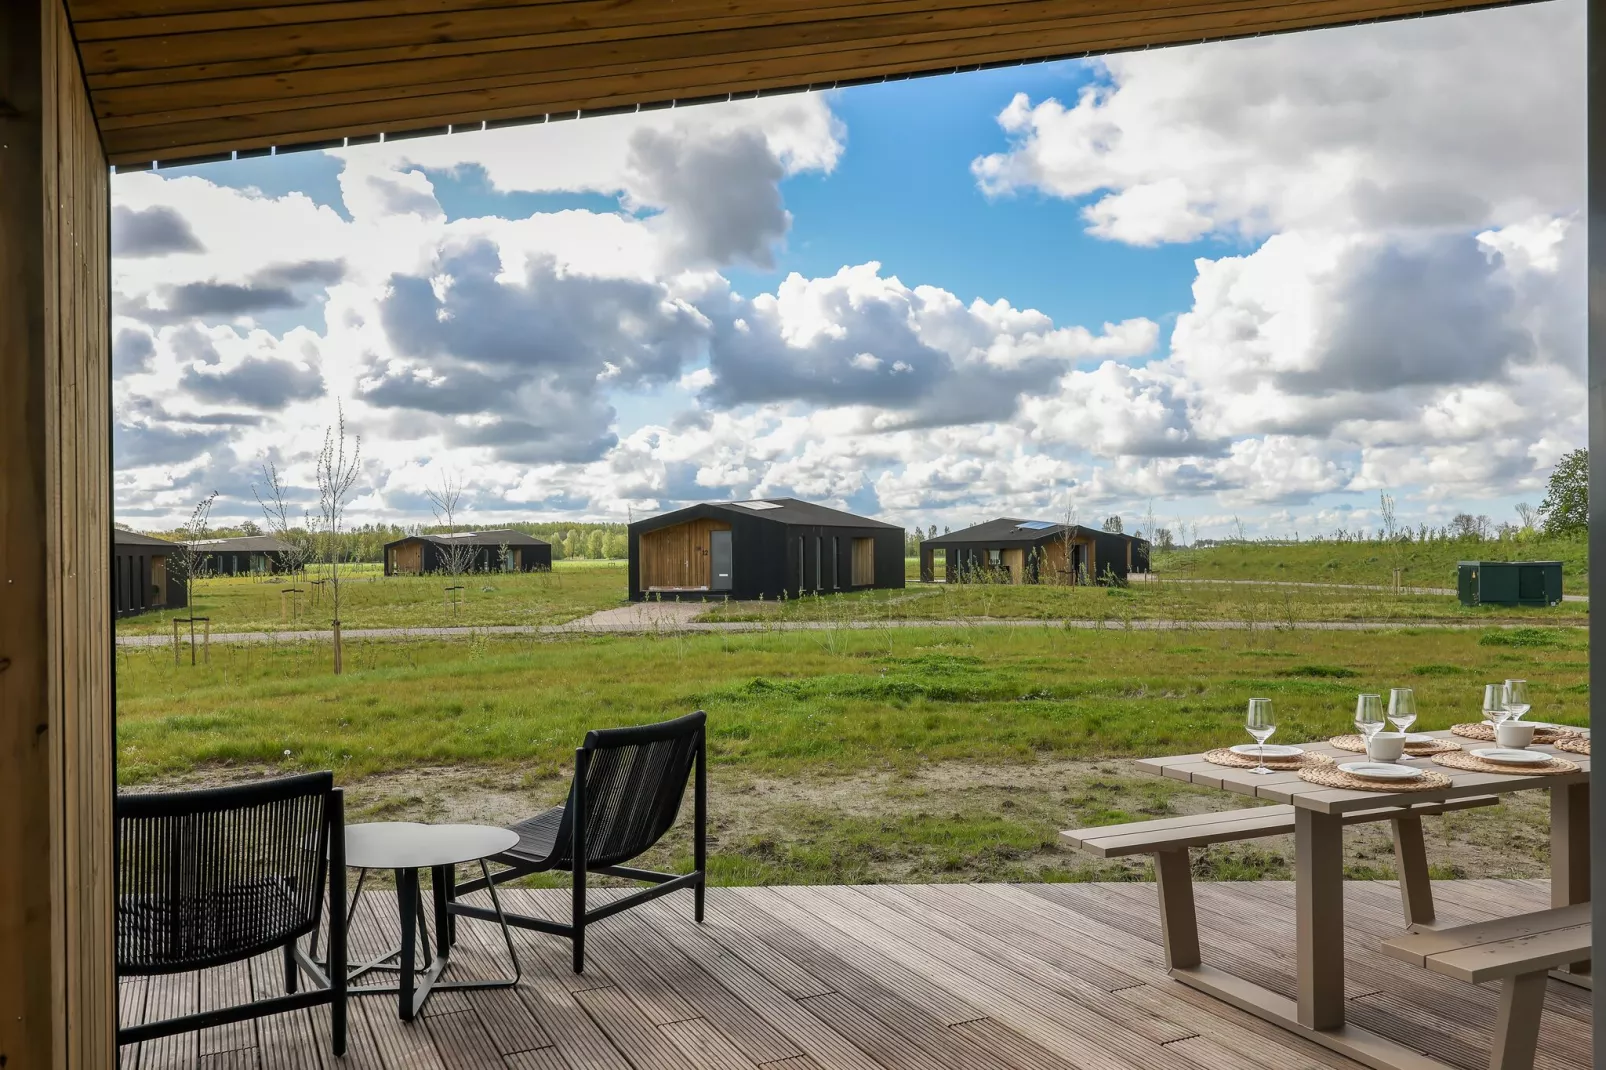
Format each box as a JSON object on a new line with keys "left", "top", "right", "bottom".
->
{"left": 314, "top": 405, "right": 363, "bottom": 674}
{"left": 427, "top": 470, "right": 477, "bottom": 576}
{"left": 254, "top": 459, "right": 315, "bottom": 620}
{"left": 171, "top": 491, "right": 218, "bottom": 666}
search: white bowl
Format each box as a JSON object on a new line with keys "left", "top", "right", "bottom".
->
{"left": 1471, "top": 748, "right": 1553, "bottom": 766}
{"left": 1339, "top": 762, "right": 1423, "bottom": 781}
{"left": 1230, "top": 744, "right": 1302, "bottom": 759}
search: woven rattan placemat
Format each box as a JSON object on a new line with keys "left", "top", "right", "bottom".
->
{"left": 1431, "top": 750, "right": 1580, "bottom": 776}
{"left": 1451, "top": 722, "right": 1580, "bottom": 743}
{"left": 1554, "top": 736, "right": 1590, "bottom": 756}
{"left": 1298, "top": 764, "right": 1451, "bottom": 792}
{"left": 1329, "top": 734, "right": 1460, "bottom": 756}
{"left": 1204, "top": 748, "right": 1335, "bottom": 771}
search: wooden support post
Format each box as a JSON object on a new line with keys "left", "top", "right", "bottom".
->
{"left": 1391, "top": 815, "right": 1436, "bottom": 928}
{"left": 1487, "top": 972, "right": 1547, "bottom": 1070}
{"left": 1152, "top": 849, "right": 1200, "bottom": 970}
{"left": 1295, "top": 808, "right": 1346, "bottom": 1031}
{"left": 0, "top": 1, "right": 115, "bottom": 1063}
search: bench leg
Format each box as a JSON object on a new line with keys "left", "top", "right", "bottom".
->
{"left": 1390, "top": 815, "right": 1435, "bottom": 928}
{"left": 1152, "top": 849, "right": 1200, "bottom": 970}
{"left": 1488, "top": 971, "right": 1547, "bottom": 1070}
{"left": 1549, "top": 783, "right": 1589, "bottom": 978}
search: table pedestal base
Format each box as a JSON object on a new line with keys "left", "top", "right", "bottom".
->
{"left": 1172, "top": 965, "right": 1449, "bottom": 1070}
{"left": 346, "top": 860, "right": 522, "bottom": 1021}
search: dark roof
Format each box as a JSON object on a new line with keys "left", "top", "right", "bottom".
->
{"left": 385, "top": 529, "right": 550, "bottom": 549}
{"left": 113, "top": 529, "right": 176, "bottom": 549}
{"left": 637, "top": 498, "right": 900, "bottom": 531}
{"left": 192, "top": 535, "right": 296, "bottom": 553}
{"left": 923, "top": 519, "right": 1148, "bottom": 548}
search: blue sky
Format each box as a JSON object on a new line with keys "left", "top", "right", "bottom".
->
{"left": 109, "top": 2, "right": 1584, "bottom": 538}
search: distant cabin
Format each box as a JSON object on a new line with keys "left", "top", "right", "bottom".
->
{"left": 112, "top": 529, "right": 186, "bottom": 618}
{"left": 193, "top": 535, "right": 295, "bottom": 576}
{"left": 920, "top": 519, "right": 1150, "bottom": 585}
{"left": 383, "top": 530, "right": 552, "bottom": 575}
{"left": 628, "top": 498, "right": 905, "bottom": 601}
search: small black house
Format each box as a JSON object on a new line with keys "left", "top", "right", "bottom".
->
{"left": 194, "top": 535, "right": 295, "bottom": 576}
{"left": 920, "top": 519, "right": 1149, "bottom": 584}
{"left": 628, "top": 499, "right": 904, "bottom": 601}
{"left": 383, "top": 530, "right": 552, "bottom": 575}
{"left": 112, "top": 529, "right": 187, "bottom": 618}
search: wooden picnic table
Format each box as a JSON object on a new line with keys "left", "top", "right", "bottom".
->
{"left": 1134, "top": 728, "right": 1590, "bottom": 1070}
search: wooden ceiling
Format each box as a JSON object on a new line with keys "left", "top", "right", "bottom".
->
{"left": 73, "top": 0, "right": 1528, "bottom": 169}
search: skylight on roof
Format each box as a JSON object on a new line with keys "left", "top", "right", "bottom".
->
{"left": 1016, "top": 521, "right": 1057, "bottom": 530}
{"left": 733, "top": 500, "right": 782, "bottom": 511}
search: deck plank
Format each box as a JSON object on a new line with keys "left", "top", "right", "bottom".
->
{"left": 119, "top": 880, "right": 1586, "bottom": 1070}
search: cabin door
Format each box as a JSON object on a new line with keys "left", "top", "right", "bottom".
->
{"left": 1002, "top": 548, "right": 1025, "bottom": 584}
{"left": 710, "top": 530, "right": 732, "bottom": 591}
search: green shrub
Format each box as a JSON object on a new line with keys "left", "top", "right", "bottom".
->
{"left": 1478, "top": 628, "right": 1568, "bottom": 649}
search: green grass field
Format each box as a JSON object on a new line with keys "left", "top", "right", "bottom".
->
{"left": 699, "top": 576, "right": 1587, "bottom": 625}
{"left": 115, "top": 561, "right": 629, "bottom": 635}
{"left": 1153, "top": 535, "right": 1588, "bottom": 593}
{"left": 117, "top": 622, "right": 1586, "bottom": 884}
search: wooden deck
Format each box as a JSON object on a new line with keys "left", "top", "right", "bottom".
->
{"left": 120, "top": 879, "right": 1591, "bottom": 1070}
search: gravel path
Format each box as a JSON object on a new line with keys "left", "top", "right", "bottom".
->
{"left": 114, "top": 612, "right": 1584, "bottom": 647}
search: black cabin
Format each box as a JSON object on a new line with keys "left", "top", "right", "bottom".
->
{"left": 919, "top": 519, "right": 1149, "bottom": 584}
{"left": 193, "top": 535, "right": 295, "bottom": 576}
{"left": 628, "top": 499, "right": 905, "bottom": 601}
{"left": 383, "top": 530, "right": 552, "bottom": 575}
{"left": 112, "top": 529, "right": 187, "bottom": 618}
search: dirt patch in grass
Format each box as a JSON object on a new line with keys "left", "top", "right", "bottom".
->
{"left": 137, "top": 757, "right": 1554, "bottom": 887}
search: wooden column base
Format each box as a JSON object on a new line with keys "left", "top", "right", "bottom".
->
{"left": 1171, "top": 965, "right": 1450, "bottom": 1070}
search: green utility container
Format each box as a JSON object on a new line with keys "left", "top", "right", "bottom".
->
{"left": 1456, "top": 561, "right": 1564, "bottom": 607}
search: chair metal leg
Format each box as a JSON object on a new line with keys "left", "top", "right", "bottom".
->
{"left": 694, "top": 734, "right": 707, "bottom": 924}
{"left": 283, "top": 940, "right": 299, "bottom": 994}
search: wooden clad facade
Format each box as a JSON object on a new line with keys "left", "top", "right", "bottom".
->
{"left": 1, "top": 1, "right": 116, "bottom": 1065}
{"left": 639, "top": 518, "right": 732, "bottom": 590}
{"left": 69, "top": 0, "right": 1528, "bottom": 168}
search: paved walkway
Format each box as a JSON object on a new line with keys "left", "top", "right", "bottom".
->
{"left": 1130, "top": 574, "right": 1588, "bottom": 602}
{"left": 114, "top": 613, "right": 1585, "bottom": 647}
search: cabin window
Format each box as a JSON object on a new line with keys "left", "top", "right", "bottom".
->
{"left": 814, "top": 536, "right": 822, "bottom": 591}
{"left": 798, "top": 536, "right": 805, "bottom": 592}
{"left": 988, "top": 549, "right": 1002, "bottom": 566}
{"left": 832, "top": 537, "right": 840, "bottom": 588}
{"left": 851, "top": 537, "right": 875, "bottom": 585}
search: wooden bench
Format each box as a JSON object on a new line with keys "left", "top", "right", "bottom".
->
{"left": 1381, "top": 905, "right": 1590, "bottom": 1070}
{"left": 1061, "top": 797, "right": 1500, "bottom": 969}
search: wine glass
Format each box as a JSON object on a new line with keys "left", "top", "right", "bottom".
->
{"left": 1483, "top": 684, "right": 1511, "bottom": 728}
{"left": 1503, "top": 679, "right": 1531, "bottom": 722}
{"left": 1355, "top": 693, "right": 1385, "bottom": 751}
{"left": 1388, "top": 688, "right": 1417, "bottom": 756}
{"left": 1246, "top": 698, "right": 1277, "bottom": 776}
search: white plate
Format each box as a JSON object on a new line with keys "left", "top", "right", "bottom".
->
{"left": 1404, "top": 733, "right": 1436, "bottom": 744}
{"left": 1339, "top": 762, "right": 1423, "bottom": 781}
{"left": 1230, "top": 744, "right": 1302, "bottom": 758}
{"left": 1471, "top": 748, "right": 1553, "bottom": 766}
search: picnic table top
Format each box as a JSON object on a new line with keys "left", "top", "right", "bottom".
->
{"left": 1136, "top": 728, "right": 1590, "bottom": 814}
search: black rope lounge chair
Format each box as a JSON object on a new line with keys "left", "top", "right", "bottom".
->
{"left": 450, "top": 710, "right": 707, "bottom": 973}
{"left": 116, "top": 772, "right": 347, "bottom": 1055}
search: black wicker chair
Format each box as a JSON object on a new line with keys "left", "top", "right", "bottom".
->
{"left": 450, "top": 710, "right": 706, "bottom": 973}
{"left": 116, "top": 772, "right": 347, "bottom": 1055}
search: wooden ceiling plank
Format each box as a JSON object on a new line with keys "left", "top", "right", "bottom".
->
{"left": 69, "top": 0, "right": 543, "bottom": 19}
{"left": 89, "top": 0, "right": 1274, "bottom": 117}
{"left": 77, "top": 0, "right": 1057, "bottom": 77}
{"left": 100, "top": 0, "right": 1497, "bottom": 162}
{"left": 74, "top": 0, "right": 1007, "bottom": 42}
